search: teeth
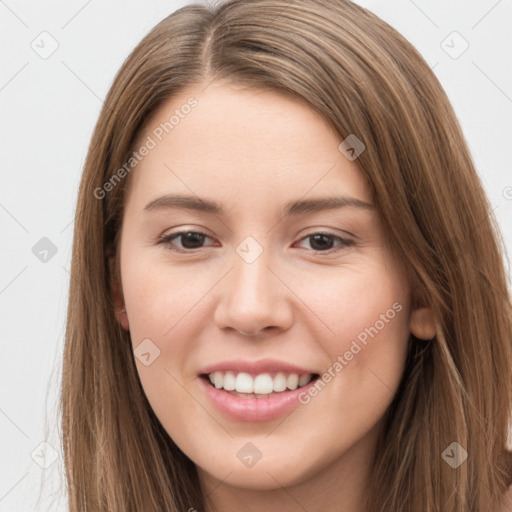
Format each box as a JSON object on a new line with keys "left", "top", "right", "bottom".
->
{"left": 207, "top": 371, "right": 315, "bottom": 394}
{"left": 236, "top": 372, "right": 254, "bottom": 393}
{"left": 298, "top": 374, "right": 311, "bottom": 387}
{"left": 223, "top": 371, "right": 236, "bottom": 391}
{"left": 287, "top": 373, "right": 299, "bottom": 390}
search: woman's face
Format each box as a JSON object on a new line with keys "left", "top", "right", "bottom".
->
{"left": 115, "top": 81, "right": 435, "bottom": 495}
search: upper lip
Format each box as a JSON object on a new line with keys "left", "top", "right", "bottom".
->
{"left": 199, "top": 358, "right": 318, "bottom": 376}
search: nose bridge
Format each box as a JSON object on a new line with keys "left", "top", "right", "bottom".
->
{"left": 214, "top": 238, "right": 292, "bottom": 335}
{"left": 232, "top": 247, "right": 272, "bottom": 303}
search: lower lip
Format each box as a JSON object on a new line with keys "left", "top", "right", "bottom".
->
{"left": 198, "top": 376, "right": 318, "bottom": 422}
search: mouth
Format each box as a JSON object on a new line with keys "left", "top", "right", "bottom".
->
{"left": 198, "top": 371, "right": 322, "bottom": 422}
{"left": 200, "top": 371, "right": 321, "bottom": 398}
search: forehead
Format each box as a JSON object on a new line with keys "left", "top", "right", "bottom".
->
{"left": 126, "top": 82, "right": 371, "bottom": 212}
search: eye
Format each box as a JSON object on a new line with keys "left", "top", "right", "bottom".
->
{"left": 294, "top": 232, "right": 354, "bottom": 254}
{"left": 156, "top": 230, "right": 353, "bottom": 255}
{"left": 156, "top": 230, "right": 215, "bottom": 252}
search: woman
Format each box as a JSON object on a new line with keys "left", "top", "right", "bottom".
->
{"left": 61, "top": 0, "right": 512, "bottom": 510}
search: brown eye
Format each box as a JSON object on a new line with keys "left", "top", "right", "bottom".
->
{"left": 157, "top": 231, "right": 214, "bottom": 252}
{"left": 295, "top": 232, "right": 353, "bottom": 253}
{"left": 156, "top": 230, "right": 353, "bottom": 255}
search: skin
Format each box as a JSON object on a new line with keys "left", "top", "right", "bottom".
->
{"left": 112, "top": 81, "right": 436, "bottom": 512}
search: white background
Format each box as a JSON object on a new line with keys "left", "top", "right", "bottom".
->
{"left": 1, "top": 0, "right": 511, "bottom": 510}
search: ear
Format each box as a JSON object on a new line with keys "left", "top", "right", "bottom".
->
{"left": 407, "top": 277, "right": 437, "bottom": 341}
{"left": 109, "top": 255, "right": 129, "bottom": 331}
{"left": 409, "top": 306, "right": 436, "bottom": 340}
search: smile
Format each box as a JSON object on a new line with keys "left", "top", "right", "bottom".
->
{"left": 199, "top": 372, "right": 320, "bottom": 422}
{"left": 205, "top": 371, "right": 317, "bottom": 395}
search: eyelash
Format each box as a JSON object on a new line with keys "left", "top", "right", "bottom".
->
{"left": 155, "top": 230, "right": 354, "bottom": 255}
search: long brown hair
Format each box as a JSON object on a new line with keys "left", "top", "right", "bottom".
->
{"left": 60, "top": 0, "right": 512, "bottom": 510}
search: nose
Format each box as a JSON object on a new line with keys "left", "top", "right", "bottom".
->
{"left": 213, "top": 249, "right": 294, "bottom": 337}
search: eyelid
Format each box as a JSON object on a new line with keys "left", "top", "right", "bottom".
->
{"left": 294, "top": 231, "right": 354, "bottom": 253}
{"left": 156, "top": 229, "right": 214, "bottom": 250}
{"left": 156, "top": 228, "right": 355, "bottom": 255}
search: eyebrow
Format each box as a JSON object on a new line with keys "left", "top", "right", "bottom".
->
{"left": 143, "top": 193, "right": 375, "bottom": 217}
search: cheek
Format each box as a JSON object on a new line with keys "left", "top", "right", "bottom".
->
{"left": 121, "top": 253, "right": 206, "bottom": 341}
{"left": 298, "top": 261, "right": 410, "bottom": 351}
{"left": 119, "top": 252, "right": 199, "bottom": 390}
{"left": 120, "top": 258, "right": 204, "bottom": 435}
{"left": 296, "top": 263, "right": 411, "bottom": 410}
